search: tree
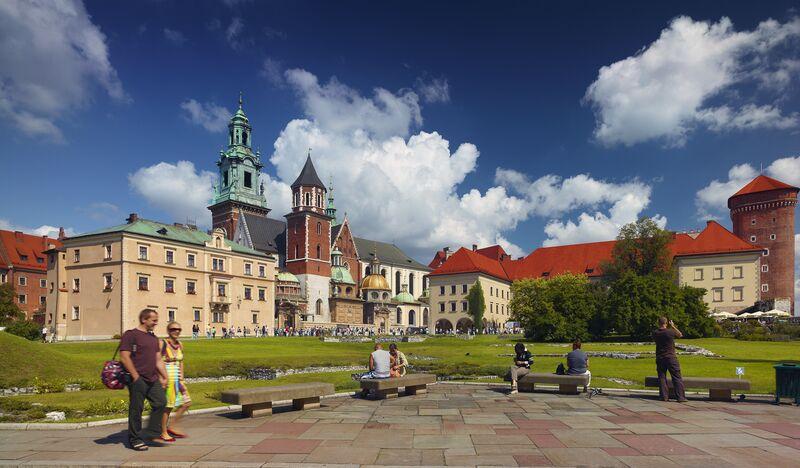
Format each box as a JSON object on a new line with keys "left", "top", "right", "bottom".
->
{"left": 0, "top": 283, "right": 23, "bottom": 326}
{"left": 510, "top": 274, "right": 601, "bottom": 342}
{"left": 465, "top": 281, "right": 485, "bottom": 333}
{"left": 5, "top": 320, "right": 41, "bottom": 341}
{"left": 601, "top": 218, "right": 674, "bottom": 281}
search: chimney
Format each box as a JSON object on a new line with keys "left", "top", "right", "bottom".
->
{"left": 58, "top": 227, "right": 66, "bottom": 240}
{"left": 443, "top": 247, "right": 452, "bottom": 259}
{"left": 472, "top": 244, "right": 477, "bottom": 251}
{"left": 14, "top": 231, "right": 23, "bottom": 240}
{"left": 42, "top": 235, "right": 48, "bottom": 249}
{"left": 126, "top": 213, "right": 138, "bottom": 224}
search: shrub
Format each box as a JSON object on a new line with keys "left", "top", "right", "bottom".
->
{"left": 5, "top": 320, "right": 42, "bottom": 341}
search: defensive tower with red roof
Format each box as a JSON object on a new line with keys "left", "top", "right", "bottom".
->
{"left": 728, "top": 174, "right": 798, "bottom": 313}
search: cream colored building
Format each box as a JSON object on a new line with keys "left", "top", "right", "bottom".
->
{"left": 675, "top": 252, "right": 762, "bottom": 314}
{"left": 428, "top": 272, "right": 511, "bottom": 333}
{"left": 46, "top": 215, "right": 276, "bottom": 340}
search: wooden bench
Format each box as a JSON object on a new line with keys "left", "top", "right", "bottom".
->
{"left": 360, "top": 374, "right": 436, "bottom": 399}
{"left": 644, "top": 376, "right": 750, "bottom": 401}
{"left": 221, "top": 382, "right": 334, "bottom": 417}
{"left": 518, "top": 373, "right": 590, "bottom": 394}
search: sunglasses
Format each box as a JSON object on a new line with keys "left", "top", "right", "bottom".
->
{"left": 168, "top": 328, "right": 182, "bottom": 332}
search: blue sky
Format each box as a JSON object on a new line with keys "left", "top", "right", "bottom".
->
{"left": 0, "top": 1, "right": 798, "bottom": 269}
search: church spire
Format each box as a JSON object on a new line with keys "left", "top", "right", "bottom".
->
{"left": 326, "top": 176, "right": 338, "bottom": 224}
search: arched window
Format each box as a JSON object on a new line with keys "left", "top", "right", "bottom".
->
{"left": 396, "top": 307, "right": 402, "bottom": 324}
{"left": 229, "top": 130, "right": 234, "bottom": 145}
{"left": 316, "top": 222, "right": 321, "bottom": 234}
{"left": 316, "top": 244, "right": 321, "bottom": 259}
{"left": 345, "top": 287, "right": 352, "bottom": 295}
{"left": 381, "top": 269, "right": 386, "bottom": 278}
{"left": 365, "top": 266, "right": 371, "bottom": 275}
{"left": 423, "top": 308, "right": 428, "bottom": 326}
{"left": 344, "top": 261, "right": 349, "bottom": 270}
{"left": 395, "top": 271, "right": 401, "bottom": 294}
{"left": 305, "top": 192, "right": 311, "bottom": 206}
{"left": 409, "top": 310, "right": 416, "bottom": 325}
{"left": 242, "top": 131, "right": 248, "bottom": 146}
{"left": 315, "top": 299, "right": 322, "bottom": 315}
{"left": 294, "top": 192, "right": 299, "bottom": 207}
{"left": 316, "top": 194, "right": 322, "bottom": 207}
{"left": 294, "top": 245, "right": 299, "bottom": 259}
{"left": 409, "top": 273, "right": 415, "bottom": 295}
{"left": 382, "top": 292, "right": 389, "bottom": 300}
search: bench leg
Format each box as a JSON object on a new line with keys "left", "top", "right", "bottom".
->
{"left": 242, "top": 402, "right": 272, "bottom": 418}
{"left": 374, "top": 388, "right": 399, "bottom": 400}
{"left": 405, "top": 384, "right": 427, "bottom": 395}
{"left": 559, "top": 384, "right": 578, "bottom": 395}
{"left": 709, "top": 388, "right": 732, "bottom": 401}
{"left": 293, "top": 396, "right": 321, "bottom": 411}
{"left": 518, "top": 382, "right": 534, "bottom": 393}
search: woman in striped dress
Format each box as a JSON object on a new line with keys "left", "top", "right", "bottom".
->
{"left": 159, "top": 321, "right": 191, "bottom": 441}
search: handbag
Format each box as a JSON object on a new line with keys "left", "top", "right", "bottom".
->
{"left": 101, "top": 343, "right": 129, "bottom": 390}
{"left": 555, "top": 363, "right": 566, "bottom": 375}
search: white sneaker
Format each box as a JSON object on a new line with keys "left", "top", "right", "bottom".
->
{"left": 510, "top": 387, "right": 518, "bottom": 394}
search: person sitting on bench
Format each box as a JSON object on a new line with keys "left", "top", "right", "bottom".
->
{"left": 566, "top": 339, "right": 591, "bottom": 392}
{"left": 352, "top": 343, "right": 394, "bottom": 381}
{"left": 509, "top": 342, "right": 533, "bottom": 394}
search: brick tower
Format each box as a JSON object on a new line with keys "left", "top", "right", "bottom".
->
{"left": 728, "top": 175, "right": 798, "bottom": 314}
{"left": 285, "top": 154, "right": 332, "bottom": 322}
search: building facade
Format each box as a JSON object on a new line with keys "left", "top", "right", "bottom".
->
{"left": 0, "top": 230, "right": 62, "bottom": 322}
{"left": 428, "top": 269, "right": 511, "bottom": 333}
{"left": 46, "top": 216, "right": 276, "bottom": 340}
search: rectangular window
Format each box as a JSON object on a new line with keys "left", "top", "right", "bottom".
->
{"left": 762, "top": 284, "right": 769, "bottom": 292}
{"left": 74, "top": 249, "right": 80, "bottom": 262}
{"left": 490, "top": 286, "right": 493, "bottom": 296}
{"left": 258, "top": 289, "right": 265, "bottom": 301}
{"left": 217, "top": 283, "right": 226, "bottom": 297}
{"left": 1, "top": 272, "right": 6, "bottom": 283}
{"left": 733, "top": 266, "right": 743, "bottom": 279}
{"left": 168, "top": 309, "right": 176, "bottom": 322}
{"left": 762, "top": 264, "right": 769, "bottom": 273}
{"left": 193, "top": 309, "right": 201, "bottom": 321}
{"left": 450, "top": 301, "right": 456, "bottom": 312}
{"left": 139, "top": 245, "right": 148, "bottom": 260}
{"left": 212, "top": 258, "right": 225, "bottom": 271}
{"left": 763, "top": 248, "right": 769, "bottom": 256}
{"left": 462, "top": 301, "right": 468, "bottom": 311}
{"left": 18, "top": 294, "right": 26, "bottom": 304}
{"left": 462, "top": 284, "right": 467, "bottom": 294}
{"left": 187, "top": 253, "right": 196, "bottom": 268}
{"left": 244, "top": 171, "right": 252, "bottom": 188}
{"left": 252, "top": 312, "right": 258, "bottom": 324}
{"left": 770, "top": 234, "right": 776, "bottom": 240}
{"left": 104, "top": 274, "right": 113, "bottom": 290}
{"left": 212, "top": 311, "right": 224, "bottom": 323}
{"left": 244, "top": 263, "right": 252, "bottom": 276}
{"left": 732, "top": 287, "right": 743, "bottom": 302}
{"left": 138, "top": 276, "right": 149, "bottom": 291}
{"left": 39, "top": 295, "right": 46, "bottom": 305}
{"left": 713, "top": 267, "right": 723, "bottom": 280}
{"left": 104, "top": 244, "right": 112, "bottom": 260}
{"left": 244, "top": 287, "right": 252, "bottom": 300}
{"left": 165, "top": 250, "right": 175, "bottom": 264}
{"left": 490, "top": 303, "right": 494, "bottom": 313}
{"left": 187, "top": 281, "right": 196, "bottom": 294}
{"left": 19, "top": 276, "right": 27, "bottom": 286}
{"left": 439, "top": 302, "right": 445, "bottom": 312}
{"left": 36, "top": 257, "right": 43, "bottom": 264}
{"left": 712, "top": 288, "right": 723, "bottom": 302}
{"left": 71, "top": 306, "right": 79, "bottom": 320}
{"left": 693, "top": 268, "right": 703, "bottom": 281}
{"left": 439, "top": 286, "right": 445, "bottom": 295}
{"left": 39, "top": 279, "right": 46, "bottom": 288}
{"left": 72, "top": 278, "right": 80, "bottom": 292}
{"left": 165, "top": 279, "right": 174, "bottom": 293}
{"left": 450, "top": 285, "right": 456, "bottom": 295}
{"left": 258, "top": 265, "right": 266, "bottom": 277}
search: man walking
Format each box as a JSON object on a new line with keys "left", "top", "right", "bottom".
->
{"left": 654, "top": 317, "right": 687, "bottom": 402}
{"left": 119, "top": 309, "right": 168, "bottom": 450}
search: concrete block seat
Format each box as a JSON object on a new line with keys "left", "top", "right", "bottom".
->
{"left": 221, "top": 382, "right": 334, "bottom": 417}
{"left": 518, "top": 373, "right": 590, "bottom": 394}
{"left": 360, "top": 374, "right": 436, "bottom": 399}
{"left": 644, "top": 376, "right": 751, "bottom": 401}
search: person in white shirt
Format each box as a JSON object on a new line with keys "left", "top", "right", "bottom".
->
{"left": 352, "top": 343, "right": 394, "bottom": 381}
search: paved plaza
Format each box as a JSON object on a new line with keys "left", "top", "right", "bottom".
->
{"left": 2, "top": 383, "right": 800, "bottom": 467}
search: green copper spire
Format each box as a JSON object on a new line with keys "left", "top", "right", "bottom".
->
{"left": 211, "top": 94, "right": 268, "bottom": 210}
{"left": 326, "top": 176, "right": 338, "bottom": 224}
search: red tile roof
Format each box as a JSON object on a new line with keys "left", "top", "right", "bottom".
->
{"left": 0, "top": 230, "right": 61, "bottom": 272}
{"left": 428, "top": 221, "right": 763, "bottom": 282}
{"left": 428, "top": 250, "right": 447, "bottom": 269}
{"left": 475, "top": 245, "right": 508, "bottom": 261}
{"left": 730, "top": 175, "right": 799, "bottom": 198}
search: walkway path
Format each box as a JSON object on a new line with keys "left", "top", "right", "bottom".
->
{"left": 2, "top": 383, "right": 800, "bottom": 466}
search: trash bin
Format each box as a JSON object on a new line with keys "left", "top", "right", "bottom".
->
{"left": 774, "top": 362, "right": 800, "bottom": 405}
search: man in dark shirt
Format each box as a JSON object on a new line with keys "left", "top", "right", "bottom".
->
{"left": 509, "top": 343, "right": 533, "bottom": 394}
{"left": 653, "top": 316, "right": 687, "bottom": 402}
{"left": 566, "top": 339, "right": 591, "bottom": 392}
{"left": 120, "top": 309, "right": 168, "bottom": 450}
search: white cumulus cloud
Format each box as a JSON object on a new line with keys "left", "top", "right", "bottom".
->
{"left": 0, "top": 219, "right": 74, "bottom": 238}
{"left": 0, "top": 0, "right": 128, "bottom": 143}
{"left": 128, "top": 161, "right": 216, "bottom": 227}
{"left": 180, "top": 99, "right": 231, "bottom": 132}
{"left": 584, "top": 16, "right": 800, "bottom": 147}
{"left": 695, "top": 156, "right": 800, "bottom": 219}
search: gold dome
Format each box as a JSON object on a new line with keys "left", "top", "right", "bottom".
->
{"left": 361, "top": 273, "right": 390, "bottom": 291}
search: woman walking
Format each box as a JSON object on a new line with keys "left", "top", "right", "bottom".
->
{"left": 159, "top": 321, "right": 191, "bottom": 441}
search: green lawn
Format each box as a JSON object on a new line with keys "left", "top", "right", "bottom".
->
{"left": 0, "top": 332, "right": 797, "bottom": 422}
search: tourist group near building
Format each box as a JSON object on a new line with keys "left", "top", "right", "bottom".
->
{"left": 1, "top": 98, "right": 796, "bottom": 340}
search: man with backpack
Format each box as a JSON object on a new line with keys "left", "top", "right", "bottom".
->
{"left": 119, "top": 309, "right": 168, "bottom": 451}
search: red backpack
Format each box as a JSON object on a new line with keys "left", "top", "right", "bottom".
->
{"left": 101, "top": 344, "right": 129, "bottom": 390}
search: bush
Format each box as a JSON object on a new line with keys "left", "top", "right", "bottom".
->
{"left": 5, "top": 320, "right": 42, "bottom": 341}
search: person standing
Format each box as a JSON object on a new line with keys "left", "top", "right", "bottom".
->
{"left": 119, "top": 309, "right": 168, "bottom": 451}
{"left": 509, "top": 343, "right": 533, "bottom": 394}
{"left": 566, "top": 339, "right": 591, "bottom": 392}
{"left": 654, "top": 317, "right": 687, "bottom": 402}
{"left": 41, "top": 326, "right": 48, "bottom": 343}
{"left": 159, "top": 322, "right": 191, "bottom": 441}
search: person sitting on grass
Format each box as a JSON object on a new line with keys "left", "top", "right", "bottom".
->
{"left": 389, "top": 343, "right": 408, "bottom": 377}
{"left": 509, "top": 342, "right": 533, "bottom": 394}
{"left": 566, "top": 339, "right": 591, "bottom": 392}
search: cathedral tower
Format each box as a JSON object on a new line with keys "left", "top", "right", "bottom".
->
{"left": 285, "top": 154, "right": 332, "bottom": 321}
{"left": 208, "top": 94, "right": 269, "bottom": 239}
{"left": 728, "top": 174, "right": 798, "bottom": 314}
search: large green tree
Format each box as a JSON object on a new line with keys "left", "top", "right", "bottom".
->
{"left": 0, "top": 283, "right": 23, "bottom": 326}
{"left": 601, "top": 217, "right": 674, "bottom": 281}
{"left": 510, "top": 274, "right": 601, "bottom": 341}
{"left": 465, "top": 281, "right": 485, "bottom": 332}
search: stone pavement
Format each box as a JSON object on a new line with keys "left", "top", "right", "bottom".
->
{"left": 2, "top": 383, "right": 800, "bottom": 467}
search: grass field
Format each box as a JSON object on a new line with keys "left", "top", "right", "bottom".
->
{"left": 0, "top": 332, "right": 797, "bottom": 422}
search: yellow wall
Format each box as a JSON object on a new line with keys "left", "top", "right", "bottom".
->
{"left": 429, "top": 273, "right": 511, "bottom": 332}
{"left": 675, "top": 252, "right": 761, "bottom": 313}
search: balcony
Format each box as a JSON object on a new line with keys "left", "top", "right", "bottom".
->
{"left": 211, "top": 294, "right": 231, "bottom": 305}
